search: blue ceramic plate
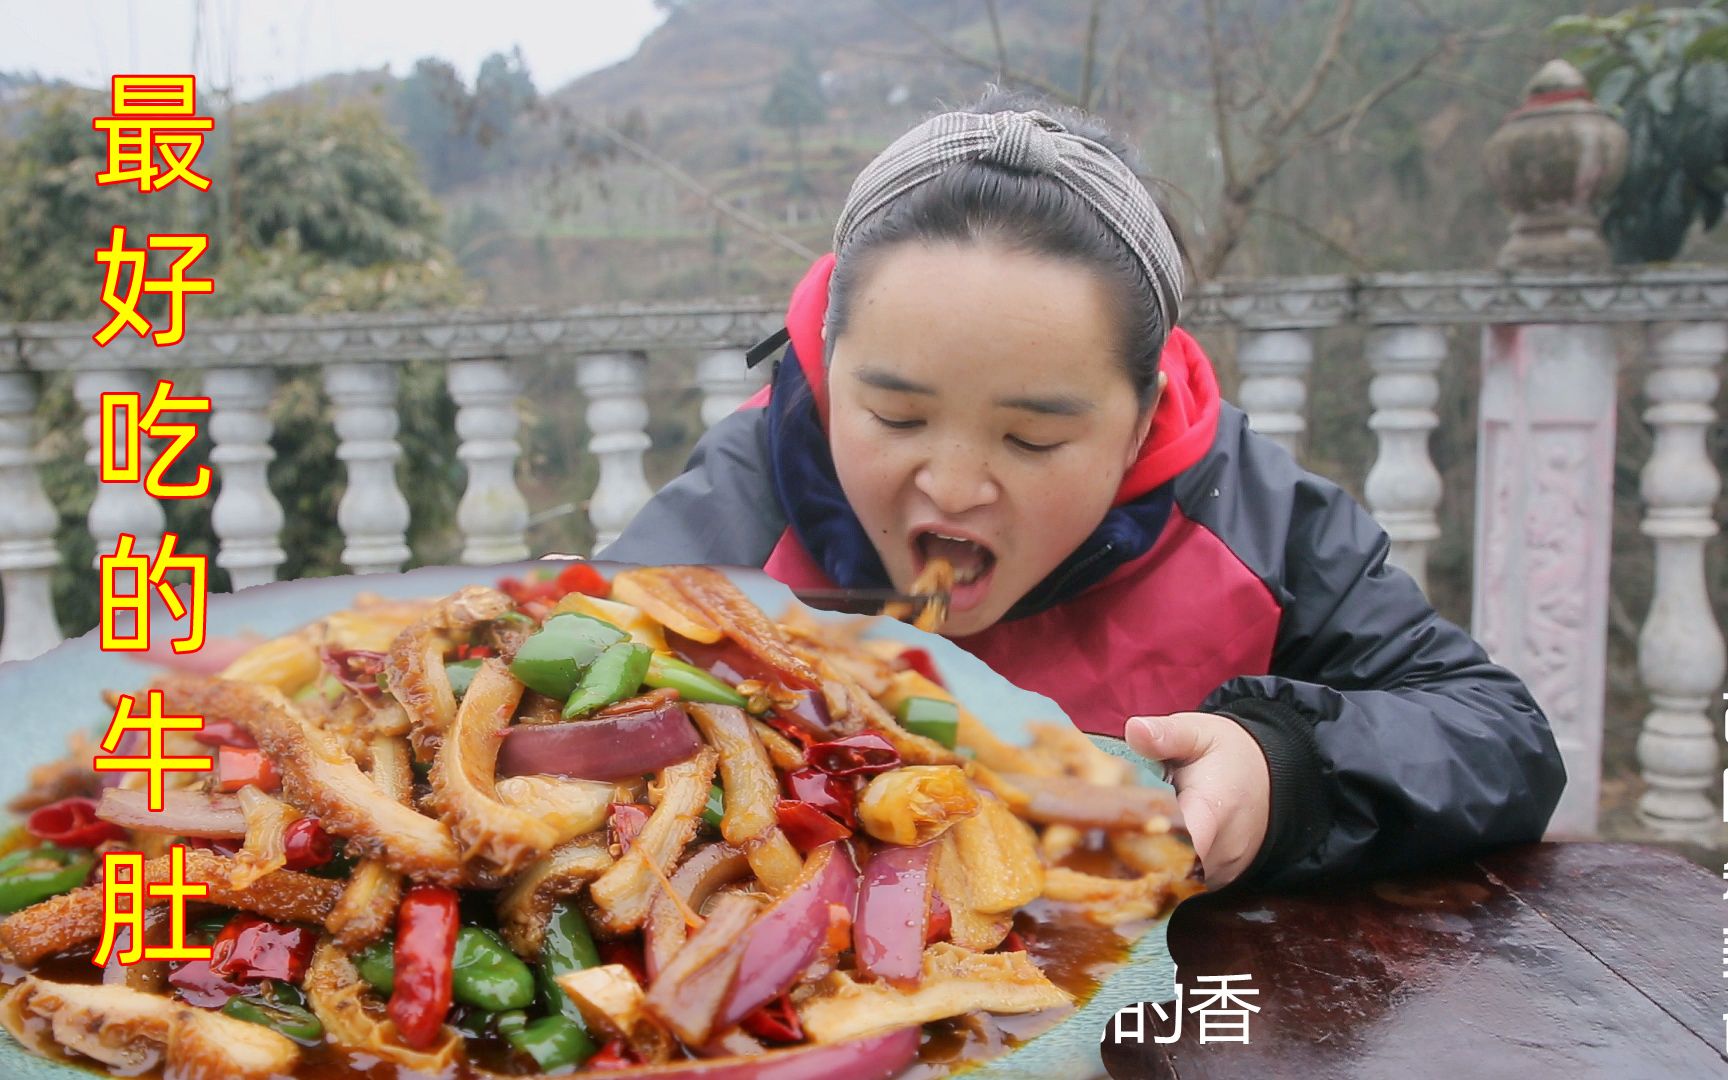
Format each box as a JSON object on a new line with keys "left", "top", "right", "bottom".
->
{"left": 0, "top": 562, "right": 1175, "bottom": 1080}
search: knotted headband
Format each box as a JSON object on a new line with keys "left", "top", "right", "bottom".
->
{"left": 831, "top": 109, "right": 1184, "bottom": 335}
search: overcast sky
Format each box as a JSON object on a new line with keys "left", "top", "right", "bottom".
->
{"left": 0, "top": 0, "right": 667, "bottom": 100}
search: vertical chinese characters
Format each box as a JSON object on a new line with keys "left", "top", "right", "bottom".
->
{"left": 88, "top": 75, "right": 220, "bottom": 964}
{"left": 91, "top": 76, "right": 215, "bottom": 347}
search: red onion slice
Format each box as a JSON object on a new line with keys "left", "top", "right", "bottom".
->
{"left": 854, "top": 842, "right": 935, "bottom": 984}
{"left": 97, "top": 788, "right": 247, "bottom": 838}
{"left": 498, "top": 696, "right": 702, "bottom": 781}
{"left": 717, "top": 840, "right": 859, "bottom": 1031}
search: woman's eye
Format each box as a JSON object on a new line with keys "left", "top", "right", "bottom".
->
{"left": 871, "top": 413, "right": 924, "bottom": 431}
{"left": 1008, "top": 435, "right": 1064, "bottom": 454}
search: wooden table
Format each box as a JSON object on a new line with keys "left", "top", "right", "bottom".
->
{"left": 1100, "top": 842, "right": 1725, "bottom": 1079}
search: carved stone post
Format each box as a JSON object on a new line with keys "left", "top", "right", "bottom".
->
{"left": 74, "top": 370, "right": 164, "bottom": 561}
{"left": 575, "top": 352, "right": 653, "bottom": 553}
{"left": 1235, "top": 330, "right": 1313, "bottom": 458}
{"left": 695, "top": 349, "right": 766, "bottom": 430}
{"left": 206, "top": 368, "right": 286, "bottom": 590}
{"left": 0, "top": 374, "right": 63, "bottom": 661}
{"left": 1364, "top": 325, "right": 1446, "bottom": 594}
{"left": 449, "top": 359, "right": 529, "bottom": 564}
{"left": 323, "top": 363, "right": 411, "bottom": 574}
{"left": 1475, "top": 60, "right": 1628, "bottom": 836}
{"left": 1635, "top": 321, "right": 1726, "bottom": 840}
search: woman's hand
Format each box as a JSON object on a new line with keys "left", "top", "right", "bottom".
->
{"left": 1125, "top": 712, "right": 1270, "bottom": 890}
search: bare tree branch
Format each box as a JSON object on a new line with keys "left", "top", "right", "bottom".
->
{"left": 1263, "top": 0, "right": 1358, "bottom": 140}
{"left": 873, "top": 0, "right": 1082, "bottom": 107}
{"left": 1247, "top": 205, "right": 1369, "bottom": 270}
{"left": 1201, "top": 0, "right": 1240, "bottom": 193}
{"left": 1079, "top": 0, "right": 1106, "bottom": 110}
{"left": 983, "top": 0, "right": 1010, "bottom": 81}
{"left": 580, "top": 117, "right": 817, "bottom": 261}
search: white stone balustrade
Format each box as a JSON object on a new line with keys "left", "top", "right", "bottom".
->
{"left": 1364, "top": 326, "right": 1446, "bottom": 595}
{"left": 324, "top": 363, "right": 412, "bottom": 575}
{"left": 1635, "top": 321, "right": 1727, "bottom": 841}
{"left": 0, "top": 375, "right": 63, "bottom": 661}
{"left": 449, "top": 359, "right": 529, "bottom": 565}
{"left": 0, "top": 269, "right": 1722, "bottom": 854}
{"left": 206, "top": 367, "right": 286, "bottom": 590}
{"left": 576, "top": 352, "right": 653, "bottom": 552}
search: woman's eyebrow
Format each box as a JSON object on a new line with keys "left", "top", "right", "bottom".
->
{"left": 995, "top": 394, "right": 1094, "bottom": 417}
{"left": 854, "top": 368, "right": 935, "bottom": 395}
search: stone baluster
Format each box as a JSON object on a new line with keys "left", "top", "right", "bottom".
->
{"left": 1236, "top": 329, "right": 1313, "bottom": 457}
{"left": 74, "top": 370, "right": 164, "bottom": 561}
{"left": 323, "top": 363, "right": 411, "bottom": 574}
{"left": 449, "top": 359, "right": 529, "bottom": 564}
{"left": 696, "top": 349, "right": 767, "bottom": 429}
{"left": 205, "top": 368, "right": 285, "bottom": 590}
{"left": 0, "top": 374, "right": 64, "bottom": 661}
{"left": 1363, "top": 326, "right": 1446, "bottom": 594}
{"left": 576, "top": 352, "right": 653, "bottom": 552}
{"left": 1635, "top": 321, "right": 1726, "bottom": 840}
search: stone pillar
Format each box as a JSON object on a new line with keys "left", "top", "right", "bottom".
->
{"left": 74, "top": 370, "right": 164, "bottom": 561}
{"left": 576, "top": 353, "right": 653, "bottom": 553}
{"left": 323, "top": 363, "right": 411, "bottom": 574}
{"left": 1236, "top": 329, "right": 1313, "bottom": 457}
{"left": 0, "top": 374, "right": 63, "bottom": 661}
{"left": 1475, "top": 60, "right": 1628, "bottom": 837}
{"left": 449, "top": 359, "right": 529, "bottom": 564}
{"left": 206, "top": 368, "right": 286, "bottom": 590}
{"left": 695, "top": 349, "right": 766, "bottom": 430}
{"left": 1364, "top": 326, "right": 1445, "bottom": 595}
{"left": 1634, "top": 321, "right": 1726, "bottom": 840}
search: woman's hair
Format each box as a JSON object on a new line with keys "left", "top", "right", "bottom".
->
{"left": 826, "top": 89, "right": 1188, "bottom": 410}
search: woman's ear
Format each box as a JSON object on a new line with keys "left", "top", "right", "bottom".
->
{"left": 1125, "top": 371, "right": 1167, "bottom": 469}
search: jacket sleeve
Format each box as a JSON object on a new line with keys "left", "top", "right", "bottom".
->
{"left": 1187, "top": 411, "right": 1566, "bottom": 890}
{"left": 594, "top": 406, "right": 786, "bottom": 568}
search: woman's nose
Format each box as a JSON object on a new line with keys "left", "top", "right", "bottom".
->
{"left": 914, "top": 455, "right": 1000, "bottom": 515}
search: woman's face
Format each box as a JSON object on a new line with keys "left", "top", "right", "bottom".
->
{"left": 827, "top": 241, "right": 1156, "bottom": 637}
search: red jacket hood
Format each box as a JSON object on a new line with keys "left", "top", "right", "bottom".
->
{"left": 782, "top": 253, "right": 1220, "bottom": 505}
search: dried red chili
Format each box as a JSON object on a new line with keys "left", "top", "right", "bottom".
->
{"left": 774, "top": 800, "right": 853, "bottom": 853}
{"left": 804, "top": 732, "right": 901, "bottom": 777}
{"left": 783, "top": 766, "right": 856, "bottom": 825}
{"left": 208, "top": 914, "right": 317, "bottom": 984}
{"left": 25, "top": 797, "right": 127, "bottom": 848}
{"left": 388, "top": 884, "right": 460, "bottom": 1050}
{"left": 740, "top": 993, "right": 804, "bottom": 1043}
{"left": 281, "top": 818, "right": 333, "bottom": 870}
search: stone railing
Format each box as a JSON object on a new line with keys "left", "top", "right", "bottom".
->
{"left": 1, "top": 264, "right": 1723, "bottom": 846}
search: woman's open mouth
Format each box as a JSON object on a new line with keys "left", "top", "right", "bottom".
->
{"left": 911, "top": 528, "right": 998, "bottom": 614}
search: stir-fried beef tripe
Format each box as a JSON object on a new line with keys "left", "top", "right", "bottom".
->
{"left": 0, "top": 850, "right": 340, "bottom": 966}
{"left": 906, "top": 556, "right": 955, "bottom": 634}
{"left": 0, "top": 562, "right": 1198, "bottom": 1078}
{"left": 1, "top": 976, "right": 301, "bottom": 1078}
{"left": 161, "top": 678, "right": 470, "bottom": 885}
{"left": 429, "top": 658, "right": 560, "bottom": 877}
{"left": 384, "top": 585, "right": 514, "bottom": 760}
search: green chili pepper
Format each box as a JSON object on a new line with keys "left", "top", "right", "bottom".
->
{"left": 0, "top": 844, "right": 94, "bottom": 914}
{"left": 445, "top": 658, "right": 482, "bottom": 698}
{"left": 187, "top": 911, "right": 232, "bottom": 947}
{"left": 357, "top": 928, "right": 536, "bottom": 1011}
{"left": 510, "top": 614, "right": 628, "bottom": 700}
{"left": 221, "top": 980, "right": 325, "bottom": 1044}
{"left": 895, "top": 696, "right": 960, "bottom": 749}
{"left": 507, "top": 1014, "right": 597, "bottom": 1070}
{"left": 354, "top": 937, "right": 396, "bottom": 996}
{"left": 537, "top": 902, "right": 600, "bottom": 1027}
{"left": 562, "top": 642, "right": 652, "bottom": 719}
{"left": 452, "top": 926, "right": 537, "bottom": 1011}
{"left": 702, "top": 784, "right": 726, "bottom": 830}
{"left": 643, "top": 654, "right": 748, "bottom": 708}
{"left": 494, "top": 1009, "right": 529, "bottom": 1037}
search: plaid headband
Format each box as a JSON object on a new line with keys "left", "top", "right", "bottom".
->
{"left": 832, "top": 109, "right": 1184, "bottom": 333}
